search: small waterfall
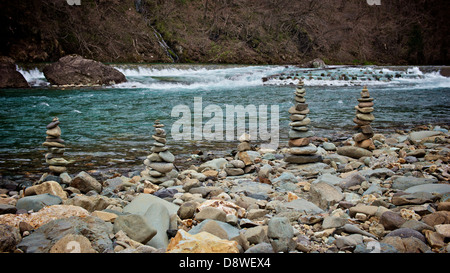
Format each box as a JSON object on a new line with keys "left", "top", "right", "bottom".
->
{"left": 150, "top": 26, "right": 179, "bottom": 63}
{"left": 134, "top": 0, "right": 179, "bottom": 63}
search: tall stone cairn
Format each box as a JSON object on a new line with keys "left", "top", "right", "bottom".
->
{"left": 285, "top": 81, "right": 323, "bottom": 164}
{"left": 42, "top": 117, "right": 71, "bottom": 175}
{"left": 143, "top": 120, "right": 176, "bottom": 184}
{"left": 353, "top": 86, "right": 375, "bottom": 150}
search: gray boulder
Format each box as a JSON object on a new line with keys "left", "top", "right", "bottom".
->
{"left": 337, "top": 146, "right": 372, "bottom": 159}
{"left": 404, "top": 183, "right": 450, "bottom": 194}
{"left": 43, "top": 54, "right": 126, "bottom": 86}
{"left": 113, "top": 214, "right": 157, "bottom": 244}
{"left": 189, "top": 219, "right": 240, "bottom": 240}
{"left": 408, "top": 131, "right": 442, "bottom": 143}
{"left": 18, "top": 216, "right": 113, "bottom": 253}
{"left": 313, "top": 173, "right": 344, "bottom": 186}
{"left": 267, "top": 217, "right": 295, "bottom": 252}
{"left": 144, "top": 203, "right": 170, "bottom": 249}
{"left": 198, "top": 158, "right": 228, "bottom": 172}
{"left": 299, "top": 58, "right": 327, "bottom": 69}
{"left": 283, "top": 199, "right": 324, "bottom": 214}
{"left": 310, "top": 182, "right": 344, "bottom": 210}
{"left": 122, "top": 193, "right": 179, "bottom": 216}
{"left": 70, "top": 171, "right": 103, "bottom": 193}
{"left": 244, "top": 242, "right": 274, "bottom": 253}
{"left": 230, "top": 180, "right": 273, "bottom": 196}
{"left": 392, "top": 176, "right": 437, "bottom": 191}
{"left": 16, "top": 193, "right": 62, "bottom": 212}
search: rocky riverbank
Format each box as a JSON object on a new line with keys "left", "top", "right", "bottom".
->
{"left": 0, "top": 125, "right": 449, "bottom": 253}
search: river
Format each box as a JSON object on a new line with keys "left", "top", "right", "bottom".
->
{"left": 0, "top": 64, "right": 449, "bottom": 177}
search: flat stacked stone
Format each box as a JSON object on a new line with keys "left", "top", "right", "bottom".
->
{"left": 353, "top": 86, "right": 375, "bottom": 150}
{"left": 285, "top": 81, "right": 322, "bottom": 164}
{"left": 42, "top": 117, "right": 71, "bottom": 175}
{"left": 143, "top": 120, "right": 176, "bottom": 184}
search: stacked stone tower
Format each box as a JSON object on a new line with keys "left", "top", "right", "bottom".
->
{"left": 353, "top": 86, "right": 375, "bottom": 150}
{"left": 143, "top": 120, "right": 176, "bottom": 184}
{"left": 285, "top": 81, "right": 322, "bottom": 164}
{"left": 42, "top": 117, "right": 71, "bottom": 174}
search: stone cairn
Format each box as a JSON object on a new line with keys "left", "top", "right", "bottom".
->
{"left": 353, "top": 86, "right": 375, "bottom": 150}
{"left": 42, "top": 117, "right": 70, "bottom": 175}
{"left": 225, "top": 133, "right": 251, "bottom": 176}
{"left": 285, "top": 81, "right": 322, "bottom": 164}
{"left": 143, "top": 120, "right": 176, "bottom": 184}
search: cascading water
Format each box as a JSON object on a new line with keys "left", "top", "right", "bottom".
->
{"left": 134, "top": 0, "right": 179, "bottom": 63}
{"left": 150, "top": 25, "right": 179, "bottom": 63}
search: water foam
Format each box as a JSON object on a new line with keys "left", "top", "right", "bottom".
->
{"left": 264, "top": 66, "right": 450, "bottom": 89}
{"left": 111, "top": 65, "right": 286, "bottom": 90}
{"left": 17, "top": 67, "right": 48, "bottom": 87}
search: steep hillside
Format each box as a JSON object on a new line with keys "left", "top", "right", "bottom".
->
{"left": 1, "top": 0, "right": 448, "bottom": 65}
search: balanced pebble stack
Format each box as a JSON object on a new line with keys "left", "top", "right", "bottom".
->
{"left": 353, "top": 86, "right": 375, "bottom": 150}
{"left": 143, "top": 120, "right": 176, "bottom": 184}
{"left": 42, "top": 117, "right": 71, "bottom": 175}
{"left": 285, "top": 81, "right": 322, "bottom": 164}
{"left": 225, "top": 133, "right": 251, "bottom": 176}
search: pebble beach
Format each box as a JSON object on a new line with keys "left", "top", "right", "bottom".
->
{"left": 1, "top": 83, "right": 449, "bottom": 254}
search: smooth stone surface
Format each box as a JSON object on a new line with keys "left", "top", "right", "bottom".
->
{"left": 288, "top": 138, "right": 310, "bottom": 147}
{"left": 288, "top": 130, "right": 314, "bottom": 139}
{"left": 291, "top": 115, "right": 309, "bottom": 124}
{"left": 267, "top": 217, "right": 295, "bottom": 252}
{"left": 288, "top": 106, "right": 309, "bottom": 115}
{"left": 314, "top": 173, "right": 344, "bottom": 186}
{"left": 122, "top": 193, "right": 179, "bottom": 216}
{"left": 189, "top": 219, "right": 240, "bottom": 240}
{"left": 225, "top": 168, "right": 245, "bottom": 176}
{"left": 289, "top": 144, "right": 317, "bottom": 155}
{"left": 283, "top": 199, "right": 324, "bottom": 214}
{"left": 195, "top": 207, "right": 227, "bottom": 222}
{"left": 15, "top": 194, "right": 62, "bottom": 212}
{"left": 46, "top": 126, "right": 61, "bottom": 138}
{"left": 337, "top": 146, "right": 373, "bottom": 159}
{"left": 148, "top": 162, "right": 174, "bottom": 173}
{"left": 289, "top": 114, "right": 306, "bottom": 121}
{"left": 285, "top": 154, "right": 322, "bottom": 164}
{"left": 230, "top": 180, "right": 274, "bottom": 196}
{"left": 386, "top": 228, "right": 426, "bottom": 243}
{"left": 70, "top": 171, "right": 102, "bottom": 193}
{"left": 113, "top": 214, "right": 157, "bottom": 244}
{"left": 322, "top": 142, "right": 336, "bottom": 151}
{"left": 198, "top": 158, "right": 228, "bottom": 171}
{"left": 244, "top": 242, "right": 274, "bottom": 253}
{"left": 158, "top": 150, "right": 175, "bottom": 163}
{"left": 380, "top": 211, "right": 406, "bottom": 230}
{"left": 408, "top": 131, "right": 442, "bottom": 142}
{"left": 310, "top": 182, "right": 344, "bottom": 210}
{"left": 404, "top": 183, "right": 450, "bottom": 194}
{"left": 290, "top": 126, "right": 309, "bottom": 132}
{"left": 17, "top": 216, "right": 113, "bottom": 253}
{"left": 392, "top": 176, "right": 438, "bottom": 191}
{"left": 144, "top": 203, "right": 170, "bottom": 249}
{"left": 356, "top": 113, "right": 375, "bottom": 121}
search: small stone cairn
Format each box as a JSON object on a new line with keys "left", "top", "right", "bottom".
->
{"left": 285, "top": 81, "right": 322, "bottom": 164}
{"left": 42, "top": 117, "right": 71, "bottom": 175}
{"left": 225, "top": 133, "right": 251, "bottom": 176}
{"left": 143, "top": 120, "right": 176, "bottom": 184}
{"left": 353, "top": 86, "right": 375, "bottom": 150}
